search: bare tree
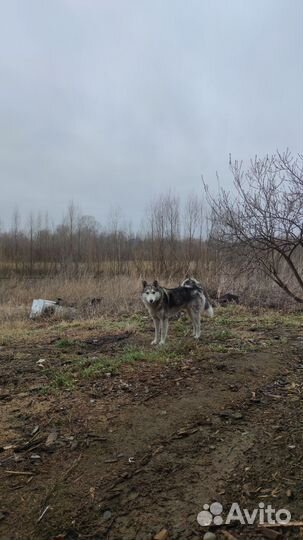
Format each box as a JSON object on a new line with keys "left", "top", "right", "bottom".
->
{"left": 27, "top": 212, "right": 35, "bottom": 274}
{"left": 204, "top": 151, "right": 303, "bottom": 302}
{"left": 12, "top": 208, "right": 20, "bottom": 272}
{"left": 182, "top": 194, "right": 206, "bottom": 265}
{"left": 145, "top": 192, "right": 181, "bottom": 275}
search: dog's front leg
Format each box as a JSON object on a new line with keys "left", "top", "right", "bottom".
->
{"left": 151, "top": 318, "right": 160, "bottom": 345}
{"left": 160, "top": 318, "right": 169, "bottom": 345}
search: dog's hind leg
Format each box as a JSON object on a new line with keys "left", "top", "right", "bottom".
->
{"left": 160, "top": 318, "right": 169, "bottom": 345}
{"left": 189, "top": 306, "right": 201, "bottom": 339}
{"left": 151, "top": 318, "right": 160, "bottom": 345}
{"left": 186, "top": 307, "right": 197, "bottom": 337}
{"left": 193, "top": 311, "right": 201, "bottom": 339}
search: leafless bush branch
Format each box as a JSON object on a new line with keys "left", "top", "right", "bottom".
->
{"left": 204, "top": 151, "right": 303, "bottom": 303}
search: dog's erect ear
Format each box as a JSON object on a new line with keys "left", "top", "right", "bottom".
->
{"left": 142, "top": 280, "right": 147, "bottom": 289}
{"left": 153, "top": 280, "right": 159, "bottom": 287}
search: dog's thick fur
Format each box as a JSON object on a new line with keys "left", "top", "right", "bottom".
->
{"left": 142, "top": 278, "right": 214, "bottom": 345}
{"left": 180, "top": 276, "right": 214, "bottom": 313}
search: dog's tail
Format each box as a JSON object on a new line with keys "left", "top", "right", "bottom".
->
{"left": 204, "top": 296, "right": 214, "bottom": 317}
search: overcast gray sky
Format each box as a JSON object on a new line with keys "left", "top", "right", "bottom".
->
{"left": 0, "top": 0, "right": 302, "bottom": 229}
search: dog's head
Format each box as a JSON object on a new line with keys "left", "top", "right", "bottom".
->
{"left": 142, "top": 280, "right": 162, "bottom": 305}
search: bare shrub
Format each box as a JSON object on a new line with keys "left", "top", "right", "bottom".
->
{"left": 204, "top": 151, "right": 303, "bottom": 303}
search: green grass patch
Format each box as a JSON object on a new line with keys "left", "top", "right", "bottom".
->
{"left": 18, "top": 307, "right": 303, "bottom": 396}
{"left": 207, "top": 343, "right": 231, "bottom": 353}
{"left": 212, "top": 329, "right": 234, "bottom": 341}
{"left": 81, "top": 360, "right": 117, "bottom": 378}
{"left": 51, "top": 370, "right": 75, "bottom": 390}
{"left": 78, "top": 345, "right": 177, "bottom": 378}
{"left": 42, "top": 342, "right": 188, "bottom": 392}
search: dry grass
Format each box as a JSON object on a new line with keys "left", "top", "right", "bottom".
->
{"left": 0, "top": 269, "right": 300, "bottom": 324}
{"left": 0, "top": 275, "right": 143, "bottom": 322}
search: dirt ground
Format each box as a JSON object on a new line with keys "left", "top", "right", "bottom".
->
{"left": 1, "top": 306, "right": 303, "bottom": 540}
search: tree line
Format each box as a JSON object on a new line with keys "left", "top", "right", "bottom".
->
{"left": 1, "top": 150, "right": 303, "bottom": 305}
{"left": 0, "top": 194, "right": 211, "bottom": 278}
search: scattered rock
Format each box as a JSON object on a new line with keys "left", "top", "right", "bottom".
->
{"left": 36, "top": 358, "right": 46, "bottom": 366}
{"left": 70, "top": 440, "right": 79, "bottom": 451}
{"left": 102, "top": 510, "right": 112, "bottom": 520}
{"left": 154, "top": 529, "right": 168, "bottom": 540}
{"left": 45, "top": 430, "right": 58, "bottom": 448}
{"left": 203, "top": 532, "right": 217, "bottom": 540}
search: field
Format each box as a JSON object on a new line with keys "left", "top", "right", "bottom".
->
{"left": 1, "top": 288, "right": 303, "bottom": 540}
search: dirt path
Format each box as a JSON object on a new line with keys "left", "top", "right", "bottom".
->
{"left": 1, "top": 309, "right": 303, "bottom": 539}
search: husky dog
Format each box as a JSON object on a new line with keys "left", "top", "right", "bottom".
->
{"left": 142, "top": 279, "right": 214, "bottom": 345}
